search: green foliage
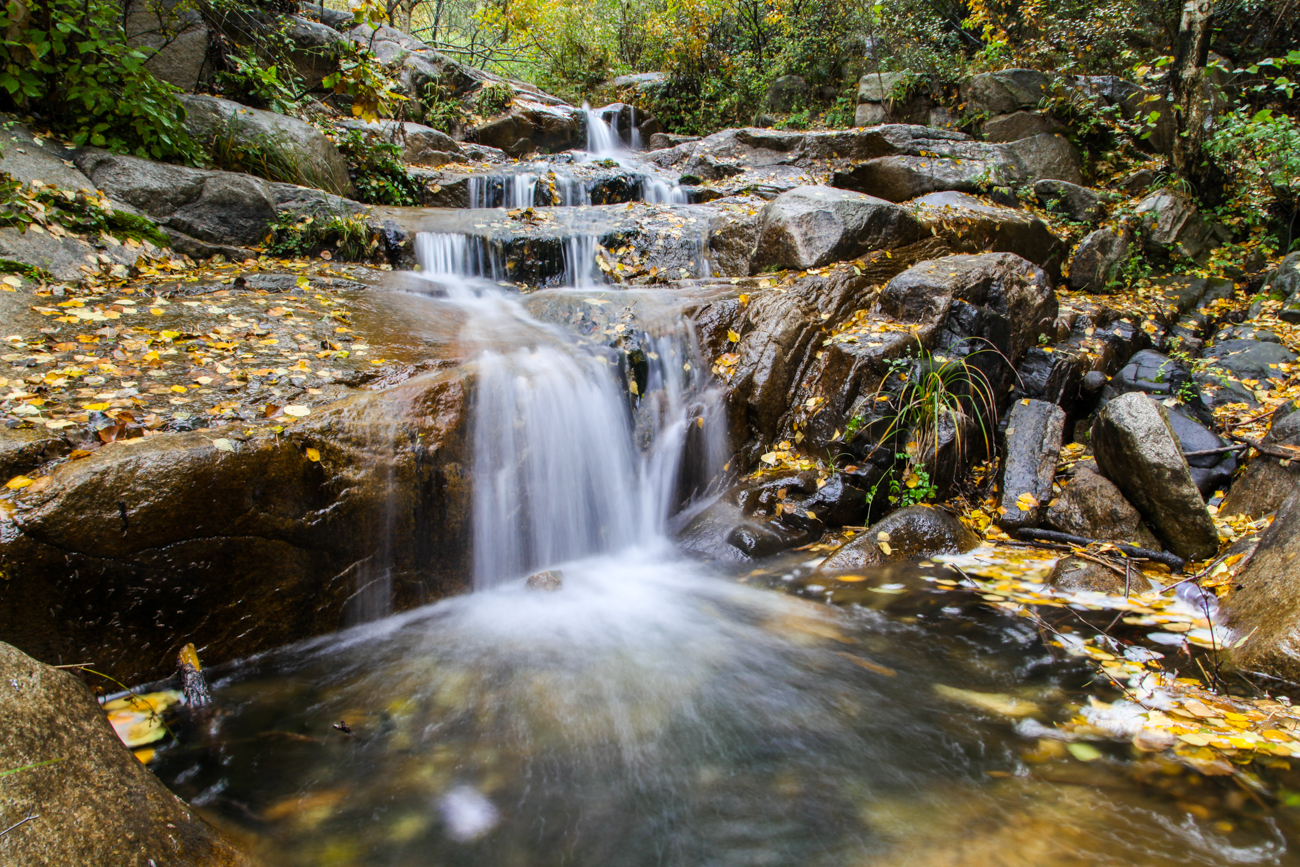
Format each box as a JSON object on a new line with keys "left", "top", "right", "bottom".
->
{"left": 214, "top": 46, "right": 304, "bottom": 115}
{"left": 206, "top": 115, "right": 314, "bottom": 188}
{"left": 472, "top": 82, "right": 515, "bottom": 117}
{"left": 265, "top": 210, "right": 383, "bottom": 262}
{"left": 417, "top": 81, "right": 468, "bottom": 132}
{"left": 336, "top": 129, "right": 421, "bottom": 206}
{"left": 1208, "top": 106, "right": 1300, "bottom": 253}
{"left": 0, "top": 258, "right": 52, "bottom": 280}
{"left": 886, "top": 457, "right": 938, "bottom": 507}
{"left": 0, "top": 0, "right": 198, "bottom": 162}
{"left": 322, "top": 0, "right": 407, "bottom": 122}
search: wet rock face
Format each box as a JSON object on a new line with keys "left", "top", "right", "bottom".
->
{"left": 1135, "top": 190, "right": 1218, "bottom": 262}
{"left": 0, "top": 371, "right": 474, "bottom": 684}
{"left": 1221, "top": 403, "right": 1300, "bottom": 519}
{"left": 1090, "top": 392, "right": 1218, "bottom": 561}
{"left": 0, "top": 642, "right": 249, "bottom": 867}
{"left": 180, "top": 95, "right": 356, "bottom": 198}
{"left": 469, "top": 100, "right": 583, "bottom": 155}
{"left": 910, "top": 192, "right": 1066, "bottom": 277}
{"left": 1033, "top": 179, "right": 1103, "bottom": 224}
{"left": 1225, "top": 487, "right": 1300, "bottom": 681}
{"left": 1068, "top": 227, "right": 1132, "bottom": 292}
{"left": 749, "top": 186, "right": 923, "bottom": 272}
{"left": 1049, "top": 557, "right": 1128, "bottom": 593}
{"left": 961, "top": 69, "right": 1051, "bottom": 116}
{"left": 1164, "top": 405, "right": 1236, "bottom": 498}
{"left": 1045, "top": 462, "right": 1160, "bottom": 549}
{"left": 997, "top": 399, "right": 1065, "bottom": 531}
{"left": 816, "top": 505, "right": 978, "bottom": 573}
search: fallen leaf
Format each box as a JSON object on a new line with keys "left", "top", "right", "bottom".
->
{"left": 305, "top": 447, "right": 320, "bottom": 462}
{"left": 283, "top": 405, "right": 310, "bottom": 417}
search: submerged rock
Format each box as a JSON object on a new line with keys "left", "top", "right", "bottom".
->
{"left": 1090, "top": 392, "right": 1218, "bottom": 561}
{"left": 816, "top": 505, "right": 978, "bottom": 573}
{"left": 0, "top": 641, "right": 248, "bottom": 866}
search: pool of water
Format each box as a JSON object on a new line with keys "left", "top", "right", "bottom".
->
{"left": 152, "top": 552, "right": 1299, "bottom": 867}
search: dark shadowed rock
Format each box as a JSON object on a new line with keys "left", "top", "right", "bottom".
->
{"left": 984, "top": 111, "right": 1063, "bottom": 142}
{"left": 0, "top": 428, "right": 70, "bottom": 481}
{"left": 1068, "top": 227, "right": 1132, "bottom": 292}
{"left": 816, "top": 505, "right": 979, "bottom": 573}
{"left": 910, "top": 192, "right": 1066, "bottom": 277}
{"left": 1135, "top": 190, "right": 1217, "bottom": 262}
{"left": 1045, "top": 462, "right": 1160, "bottom": 548}
{"left": 961, "top": 69, "right": 1051, "bottom": 116}
{"left": 879, "top": 252, "right": 1057, "bottom": 363}
{"left": 1165, "top": 404, "right": 1236, "bottom": 497}
{"left": 1105, "top": 349, "right": 1189, "bottom": 400}
{"left": 1221, "top": 403, "right": 1300, "bottom": 519}
{"left": 1203, "top": 338, "right": 1298, "bottom": 386}
{"left": 766, "top": 75, "right": 810, "bottom": 111}
{"left": 1090, "top": 392, "right": 1219, "bottom": 560}
{"left": 1273, "top": 253, "right": 1300, "bottom": 323}
{"left": 284, "top": 14, "right": 339, "bottom": 90}
{"left": 1224, "top": 487, "right": 1300, "bottom": 681}
{"left": 0, "top": 641, "right": 248, "bottom": 867}
{"left": 997, "top": 399, "right": 1065, "bottom": 531}
{"left": 468, "top": 100, "right": 583, "bottom": 155}
{"left": 749, "top": 186, "right": 923, "bottom": 272}
{"left": 180, "top": 95, "right": 355, "bottom": 197}
{"left": 1034, "top": 179, "right": 1103, "bottom": 223}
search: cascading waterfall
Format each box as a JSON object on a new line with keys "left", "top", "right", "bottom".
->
{"left": 467, "top": 173, "right": 539, "bottom": 209}
{"left": 414, "top": 232, "right": 506, "bottom": 285}
{"left": 584, "top": 103, "right": 622, "bottom": 157}
{"left": 412, "top": 230, "right": 727, "bottom": 589}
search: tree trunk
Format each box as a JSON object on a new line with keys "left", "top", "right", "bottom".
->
{"left": 1170, "top": 0, "right": 1213, "bottom": 181}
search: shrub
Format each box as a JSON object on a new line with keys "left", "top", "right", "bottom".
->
{"left": 0, "top": 0, "right": 199, "bottom": 162}
{"left": 336, "top": 129, "right": 422, "bottom": 206}
{"left": 264, "top": 210, "right": 383, "bottom": 262}
{"left": 213, "top": 46, "right": 304, "bottom": 115}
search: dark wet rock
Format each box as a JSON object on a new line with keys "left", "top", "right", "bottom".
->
{"left": 749, "top": 186, "right": 923, "bottom": 272}
{"left": 1033, "top": 179, "right": 1103, "bottom": 224}
{"left": 1104, "top": 349, "right": 1189, "bottom": 400}
{"left": 766, "top": 75, "right": 810, "bottom": 111}
{"left": 1091, "top": 392, "right": 1219, "bottom": 560}
{"left": 1009, "top": 345, "right": 1087, "bottom": 408}
{"left": 0, "top": 641, "right": 249, "bottom": 866}
{"left": 708, "top": 208, "right": 763, "bottom": 276}
{"left": 1224, "top": 487, "right": 1300, "bottom": 681}
{"left": 1120, "top": 168, "right": 1158, "bottom": 196}
{"left": 1213, "top": 324, "right": 1280, "bottom": 343}
{"left": 961, "top": 69, "right": 1051, "bottom": 116}
{"left": 1049, "top": 557, "right": 1128, "bottom": 593}
{"left": 1068, "top": 227, "right": 1132, "bottom": 292}
{"left": 727, "top": 520, "right": 817, "bottom": 557}
{"left": 997, "top": 399, "right": 1066, "bottom": 531}
{"left": 910, "top": 192, "right": 1066, "bottom": 277}
{"left": 1203, "top": 339, "right": 1298, "bottom": 387}
{"left": 879, "top": 252, "right": 1057, "bottom": 364}
{"left": 0, "top": 370, "right": 474, "bottom": 684}
{"left": 1004, "top": 134, "right": 1084, "bottom": 187}
{"left": 179, "top": 95, "right": 355, "bottom": 197}
{"left": 985, "top": 111, "right": 1063, "bottom": 143}
{"left": 1135, "top": 190, "right": 1217, "bottom": 262}
{"left": 337, "top": 119, "right": 462, "bottom": 166}
{"left": 0, "top": 428, "right": 70, "bottom": 481}
{"left": 1164, "top": 404, "right": 1237, "bottom": 497}
{"left": 525, "top": 569, "right": 563, "bottom": 591}
{"left": 780, "top": 472, "right": 874, "bottom": 529}
{"left": 1045, "top": 462, "right": 1161, "bottom": 549}
{"left": 728, "top": 470, "right": 819, "bottom": 517}
{"left": 1273, "top": 253, "right": 1300, "bottom": 322}
{"left": 468, "top": 100, "right": 582, "bottom": 155}
{"left": 816, "top": 505, "right": 978, "bottom": 573}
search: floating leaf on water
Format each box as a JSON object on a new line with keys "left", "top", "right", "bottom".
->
{"left": 1067, "top": 743, "right": 1103, "bottom": 762}
{"left": 283, "top": 405, "right": 310, "bottom": 417}
{"left": 934, "top": 684, "right": 1038, "bottom": 717}
{"left": 305, "top": 447, "right": 321, "bottom": 462}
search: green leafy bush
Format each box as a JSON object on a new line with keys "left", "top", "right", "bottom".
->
{"left": 472, "top": 82, "right": 515, "bottom": 117}
{"left": 336, "top": 129, "right": 422, "bottom": 206}
{"left": 265, "top": 210, "right": 383, "bottom": 261}
{"left": 0, "top": 0, "right": 199, "bottom": 162}
{"left": 213, "top": 46, "right": 304, "bottom": 115}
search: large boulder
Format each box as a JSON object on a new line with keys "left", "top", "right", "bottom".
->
{"left": 284, "top": 14, "right": 341, "bottom": 91}
{"left": 749, "top": 185, "right": 924, "bottom": 272}
{"left": 1273, "top": 252, "right": 1300, "bottom": 322}
{"left": 879, "top": 252, "right": 1058, "bottom": 364}
{"left": 1045, "top": 462, "right": 1160, "bottom": 548}
{"left": 816, "top": 505, "right": 979, "bottom": 573}
{"left": 984, "top": 111, "right": 1062, "bottom": 142}
{"left": 1165, "top": 405, "right": 1237, "bottom": 498}
{"left": 1223, "top": 488, "right": 1300, "bottom": 681}
{"left": 909, "top": 192, "right": 1067, "bottom": 278}
{"left": 0, "top": 370, "right": 473, "bottom": 684}
{"left": 1068, "top": 227, "right": 1132, "bottom": 292}
{"left": 0, "top": 227, "right": 152, "bottom": 282}
{"left": 179, "top": 95, "right": 356, "bottom": 197}
{"left": 1005, "top": 133, "right": 1083, "bottom": 187}
{"left": 1033, "top": 179, "right": 1103, "bottom": 223}
{"left": 125, "top": 0, "right": 212, "bottom": 91}
{"left": 467, "top": 100, "right": 583, "bottom": 156}
{"left": 996, "top": 398, "right": 1065, "bottom": 531}
{"left": 1090, "top": 392, "right": 1219, "bottom": 561}
{"left": 961, "top": 69, "right": 1052, "bottom": 116}
{"left": 1135, "top": 190, "right": 1217, "bottom": 262}
{"left": 1221, "top": 403, "right": 1300, "bottom": 519}
{"left": 834, "top": 153, "right": 1014, "bottom": 202}
{"left": 0, "top": 642, "right": 248, "bottom": 866}
{"left": 0, "top": 124, "right": 97, "bottom": 191}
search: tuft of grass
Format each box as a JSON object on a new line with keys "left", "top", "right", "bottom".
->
{"left": 264, "top": 209, "right": 382, "bottom": 262}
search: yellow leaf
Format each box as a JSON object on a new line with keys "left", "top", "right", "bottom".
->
{"left": 170, "top": 385, "right": 188, "bottom": 393}
{"left": 283, "top": 405, "right": 310, "bottom": 418}
{"left": 305, "top": 447, "right": 321, "bottom": 462}
{"left": 83, "top": 402, "right": 110, "bottom": 411}
{"left": 760, "top": 452, "right": 778, "bottom": 465}
{"left": 160, "top": 330, "right": 181, "bottom": 339}
{"left": 5, "top": 475, "right": 33, "bottom": 490}
{"left": 727, "top": 329, "right": 740, "bottom": 343}
{"left": 1015, "top": 492, "right": 1039, "bottom": 512}
{"left": 150, "top": 308, "right": 164, "bottom": 315}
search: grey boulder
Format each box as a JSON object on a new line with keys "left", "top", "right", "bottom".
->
{"left": 1045, "top": 461, "right": 1160, "bottom": 549}
{"left": 997, "top": 398, "right": 1066, "bottom": 531}
{"left": 817, "top": 505, "right": 979, "bottom": 573}
{"left": 1068, "top": 227, "right": 1132, "bottom": 292}
{"left": 910, "top": 191, "right": 1066, "bottom": 278}
{"left": 1091, "top": 392, "right": 1219, "bottom": 560}
{"left": 749, "top": 185, "right": 923, "bottom": 272}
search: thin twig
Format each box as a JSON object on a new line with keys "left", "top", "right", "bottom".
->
{"left": 0, "top": 812, "right": 38, "bottom": 837}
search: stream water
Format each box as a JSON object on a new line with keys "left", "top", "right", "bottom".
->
{"left": 152, "top": 110, "right": 1300, "bottom": 866}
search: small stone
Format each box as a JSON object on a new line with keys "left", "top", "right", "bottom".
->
{"left": 525, "top": 569, "right": 563, "bottom": 591}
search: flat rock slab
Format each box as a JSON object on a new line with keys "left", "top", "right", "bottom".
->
{"left": 1090, "top": 392, "right": 1218, "bottom": 561}
{"left": 0, "top": 641, "right": 248, "bottom": 866}
{"left": 997, "top": 398, "right": 1065, "bottom": 531}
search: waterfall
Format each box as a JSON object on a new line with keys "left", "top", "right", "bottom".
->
{"left": 414, "top": 232, "right": 506, "bottom": 286}
{"left": 584, "top": 103, "right": 622, "bottom": 156}
{"left": 643, "top": 178, "right": 688, "bottom": 205}
{"left": 552, "top": 172, "right": 590, "bottom": 206}
{"left": 410, "top": 229, "right": 728, "bottom": 589}
{"left": 467, "top": 173, "right": 539, "bottom": 209}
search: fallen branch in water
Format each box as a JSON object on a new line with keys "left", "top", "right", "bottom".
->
{"left": 1014, "top": 528, "right": 1186, "bottom": 572}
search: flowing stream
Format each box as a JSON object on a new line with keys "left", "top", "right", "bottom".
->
{"left": 151, "top": 109, "right": 1300, "bottom": 867}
